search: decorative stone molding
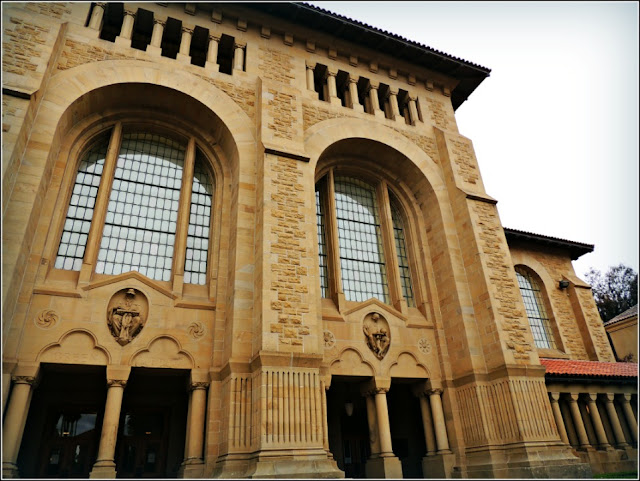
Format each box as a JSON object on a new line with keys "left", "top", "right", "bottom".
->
{"left": 363, "top": 312, "right": 390, "bottom": 360}
{"left": 190, "top": 381, "right": 210, "bottom": 391}
{"left": 323, "top": 330, "right": 336, "bottom": 349}
{"left": 35, "top": 309, "right": 59, "bottom": 328}
{"left": 106, "top": 288, "right": 148, "bottom": 346}
{"left": 12, "top": 375, "right": 37, "bottom": 386}
{"left": 418, "top": 337, "right": 431, "bottom": 354}
{"left": 188, "top": 322, "right": 205, "bottom": 340}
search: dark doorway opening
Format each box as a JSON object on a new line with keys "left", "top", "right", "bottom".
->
{"left": 326, "top": 376, "right": 371, "bottom": 478}
{"left": 115, "top": 367, "right": 189, "bottom": 478}
{"left": 388, "top": 381, "right": 426, "bottom": 478}
{"left": 18, "top": 363, "right": 107, "bottom": 478}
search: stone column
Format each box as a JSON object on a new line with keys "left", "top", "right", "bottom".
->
{"left": 428, "top": 388, "right": 452, "bottom": 453}
{"left": 408, "top": 96, "right": 419, "bottom": 125}
{"left": 114, "top": 8, "right": 136, "bottom": 46}
{"left": 388, "top": 88, "right": 403, "bottom": 123}
{"left": 620, "top": 393, "right": 637, "bottom": 443}
{"left": 88, "top": 2, "right": 106, "bottom": 30}
{"left": 560, "top": 399, "right": 579, "bottom": 446}
{"left": 568, "top": 394, "right": 591, "bottom": 449}
{"left": 233, "top": 41, "right": 246, "bottom": 71}
{"left": 586, "top": 393, "right": 611, "bottom": 449}
{"left": 368, "top": 82, "right": 385, "bottom": 118}
{"left": 364, "top": 392, "right": 381, "bottom": 457}
{"left": 348, "top": 77, "right": 364, "bottom": 112}
{"left": 2, "top": 374, "right": 38, "bottom": 478}
{"left": 321, "top": 379, "right": 332, "bottom": 458}
{"left": 177, "top": 27, "right": 193, "bottom": 64}
{"left": 90, "top": 367, "right": 130, "bottom": 478}
{"left": 305, "top": 61, "right": 315, "bottom": 91}
{"left": 418, "top": 392, "right": 437, "bottom": 455}
{"left": 179, "top": 377, "right": 209, "bottom": 478}
{"left": 206, "top": 35, "right": 220, "bottom": 71}
{"left": 326, "top": 69, "right": 342, "bottom": 106}
{"left": 549, "top": 392, "right": 569, "bottom": 444}
{"left": 374, "top": 387, "right": 394, "bottom": 456}
{"left": 604, "top": 393, "right": 629, "bottom": 448}
{"left": 147, "top": 18, "right": 165, "bottom": 55}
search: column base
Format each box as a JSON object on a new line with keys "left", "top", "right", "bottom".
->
{"left": 114, "top": 36, "right": 131, "bottom": 48}
{"left": 365, "top": 455, "right": 403, "bottom": 478}
{"left": 2, "top": 462, "right": 20, "bottom": 479}
{"left": 146, "top": 44, "right": 162, "bottom": 56}
{"left": 177, "top": 53, "right": 191, "bottom": 64}
{"left": 373, "top": 109, "right": 386, "bottom": 119}
{"left": 89, "top": 463, "right": 117, "bottom": 479}
{"left": 576, "top": 446, "right": 638, "bottom": 475}
{"left": 178, "top": 460, "right": 205, "bottom": 478}
{"left": 213, "top": 450, "right": 343, "bottom": 479}
{"left": 329, "top": 97, "right": 343, "bottom": 107}
{"left": 205, "top": 61, "right": 220, "bottom": 72}
{"left": 459, "top": 443, "right": 592, "bottom": 478}
{"left": 422, "top": 452, "right": 456, "bottom": 478}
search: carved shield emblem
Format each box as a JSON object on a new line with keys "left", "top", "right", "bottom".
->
{"left": 363, "top": 312, "right": 390, "bottom": 360}
{"left": 107, "top": 288, "right": 148, "bottom": 345}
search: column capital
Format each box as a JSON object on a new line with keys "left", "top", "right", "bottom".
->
{"left": 622, "top": 393, "right": 633, "bottom": 402}
{"left": 124, "top": 8, "right": 136, "bottom": 17}
{"left": 388, "top": 87, "right": 399, "bottom": 96}
{"left": 12, "top": 375, "right": 37, "bottom": 386}
{"left": 95, "top": 2, "right": 107, "bottom": 9}
{"left": 306, "top": 60, "right": 316, "bottom": 70}
{"left": 568, "top": 392, "right": 580, "bottom": 402}
{"left": 153, "top": 18, "right": 166, "bottom": 26}
{"left": 368, "top": 81, "right": 380, "bottom": 91}
{"left": 209, "top": 33, "right": 221, "bottom": 42}
{"left": 585, "top": 392, "right": 599, "bottom": 402}
{"left": 182, "top": 26, "right": 194, "bottom": 35}
{"left": 190, "top": 381, "right": 210, "bottom": 391}
{"left": 348, "top": 76, "right": 359, "bottom": 85}
{"left": 549, "top": 391, "right": 562, "bottom": 402}
{"left": 427, "top": 388, "right": 443, "bottom": 396}
{"left": 234, "top": 40, "right": 247, "bottom": 49}
{"left": 409, "top": 95, "right": 418, "bottom": 102}
{"left": 604, "top": 393, "right": 616, "bottom": 402}
{"left": 326, "top": 68, "right": 338, "bottom": 77}
{"left": 107, "top": 379, "right": 127, "bottom": 388}
{"left": 375, "top": 387, "right": 389, "bottom": 395}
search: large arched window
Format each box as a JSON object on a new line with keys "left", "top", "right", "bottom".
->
{"left": 515, "top": 266, "right": 556, "bottom": 349}
{"left": 316, "top": 171, "right": 416, "bottom": 308}
{"left": 54, "top": 124, "right": 214, "bottom": 286}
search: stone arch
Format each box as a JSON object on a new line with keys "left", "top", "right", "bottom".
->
{"left": 128, "top": 335, "right": 194, "bottom": 369}
{"left": 329, "top": 347, "right": 375, "bottom": 377}
{"left": 388, "top": 351, "right": 430, "bottom": 379}
{"left": 37, "top": 328, "right": 111, "bottom": 365}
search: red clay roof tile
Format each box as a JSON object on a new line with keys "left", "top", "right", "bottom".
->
{"left": 540, "top": 358, "right": 637, "bottom": 378}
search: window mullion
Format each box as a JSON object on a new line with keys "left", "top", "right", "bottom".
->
{"left": 377, "top": 181, "right": 406, "bottom": 314}
{"left": 172, "top": 137, "right": 196, "bottom": 293}
{"left": 78, "top": 122, "right": 123, "bottom": 286}
{"left": 325, "top": 169, "right": 346, "bottom": 310}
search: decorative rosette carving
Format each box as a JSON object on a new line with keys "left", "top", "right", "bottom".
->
{"left": 418, "top": 338, "right": 431, "bottom": 354}
{"left": 188, "top": 322, "right": 205, "bottom": 340}
{"left": 323, "top": 330, "right": 336, "bottom": 349}
{"left": 36, "top": 309, "right": 59, "bottom": 328}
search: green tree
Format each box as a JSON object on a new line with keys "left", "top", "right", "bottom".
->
{"left": 585, "top": 264, "right": 638, "bottom": 322}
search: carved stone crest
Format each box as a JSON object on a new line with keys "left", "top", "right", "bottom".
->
{"left": 323, "top": 330, "right": 336, "bottom": 349}
{"left": 363, "top": 312, "right": 390, "bottom": 360}
{"left": 418, "top": 338, "right": 431, "bottom": 354}
{"left": 107, "top": 288, "right": 148, "bottom": 345}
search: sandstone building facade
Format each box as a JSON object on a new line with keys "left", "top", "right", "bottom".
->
{"left": 2, "top": 2, "right": 637, "bottom": 478}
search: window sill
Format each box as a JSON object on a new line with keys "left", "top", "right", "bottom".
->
{"left": 537, "top": 348, "right": 571, "bottom": 360}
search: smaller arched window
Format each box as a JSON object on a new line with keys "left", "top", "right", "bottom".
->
{"left": 316, "top": 170, "right": 416, "bottom": 309}
{"left": 54, "top": 124, "right": 215, "bottom": 288}
{"left": 515, "top": 266, "right": 556, "bottom": 349}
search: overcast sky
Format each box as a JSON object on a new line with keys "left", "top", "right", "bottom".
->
{"left": 306, "top": 1, "right": 639, "bottom": 279}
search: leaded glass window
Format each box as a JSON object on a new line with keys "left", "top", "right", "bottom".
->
{"left": 55, "top": 139, "right": 108, "bottom": 271}
{"left": 316, "top": 186, "right": 329, "bottom": 298}
{"left": 334, "top": 177, "right": 389, "bottom": 303}
{"left": 96, "top": 133, "right": 184, "bottom": 281}
{"left": 185, "top": 149, "right": 213, "bottom": 285}
{"left": 54, "top": 124, "right": 216, "bottom": 289}
{"left": 390, "top": 198, "right": 415, "bottom": 307}
{"left": 515, "top": 266, "right": 556, "bottom": 349}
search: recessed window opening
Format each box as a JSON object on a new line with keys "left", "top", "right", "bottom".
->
{"left": 189, "top": 26, "right": 209, "bottom": 67}
{"left": 378, "top": 83, "right": 392, "bottom": 119}
{"left": 389, "top": 194, "right": 415, "bottom": 307}
{"left": 313, "top": 63, "right": 328, "bottom": 101}
{"left": 357, "top": 77, "right": 371, "bottom": 114}
{"left": 336, "top": 70, "right": 349, "bottom": 107}
{"left": 316, "top": 181, "right": 329, "bottom": 298}
{"left": 217, "top": 34, "right": 235, "bottom": 75}
{"left": 130, "top": 9, "right": 153, "bottom": 52}
{"left": 415, "top": 97, "right": 424, "bottom": 122}
{"left": 99, "top": 3, "right": 124, "bottom": 42}
{"left": 398, "top": 89, "right": 410, "bottom": 124}
{"left": 160, "top": 17, "right": 181, "bottom": 59}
